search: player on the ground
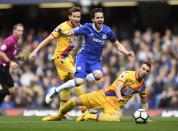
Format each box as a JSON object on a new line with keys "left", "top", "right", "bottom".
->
{"left": 0, "top": 23, "right": 24, "bottom": 106}
{"left": 45, "top": 8, "right": 134, "bottom": 104}
{"left": 42, "top": 61, "right": 151, "bottom": 121}
{"left": 29, "top": 7, "right": 85, "bottom": 119}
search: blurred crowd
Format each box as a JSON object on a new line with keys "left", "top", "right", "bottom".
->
{"left": 0, "top": 26, "right": 178, "bottom": 110}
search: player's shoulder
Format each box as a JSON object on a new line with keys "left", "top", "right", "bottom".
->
{"left": 84, "top": 23, "right": 92, "bottom": 26}
{"left": 83, "top": 23, "right": 92, "bottom": 27}
{"left": 4, "top": 35, "right": 15, "bottom": 43}
{"left": 126, "top": 70, "right": 135, "bottom": 76}
{"left": 103, "top": 24, "right": 112, "bottom": 30}
{"left": 102, "top": 24, "right": 113, "bottom": 34}
{"left": 121, "top": 70, "right": 133, "bottom": 74}
{"left": 58, "top": 21, "right": 69, "bottom": 28}
{"left": 120, "top": 70, "right": 135, "bottom": 77}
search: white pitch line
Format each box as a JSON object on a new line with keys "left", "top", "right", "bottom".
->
{"left": 0, "top": 121, "right": 46, "bottom": 123}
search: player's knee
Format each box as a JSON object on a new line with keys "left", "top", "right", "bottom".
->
{"left": 93, "top": 71, "right": 103, "bottom": 80}
{"left": 68, "top": 73, "right": 74, "bottom": 79}
{"left": 75, "top": 97, "right": 83, "bottom": 106}
{"left": 75, "top": 78, "right": 85, "bottom": 86}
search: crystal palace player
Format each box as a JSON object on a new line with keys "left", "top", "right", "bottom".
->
{"left": 29, "top": 7, "right": 86, "bottom": 119}
{"left": 43, "top": 61, "right": 151, "bottom": 121}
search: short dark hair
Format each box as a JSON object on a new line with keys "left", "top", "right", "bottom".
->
{"left": 91, "top": 8, "right": 103, "bottom": 19}
{"left": 139, "top": 61, "right": 151, "bottom": 69}
{"left": 13, "top": 23, "right": 24, "bottom": 30}
{"left": 68, "top": 7, "right": 81, "bottom": 16}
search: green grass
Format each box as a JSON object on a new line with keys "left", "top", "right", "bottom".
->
{"left": 0, "top": 116, "right": 178, "bottom": 131}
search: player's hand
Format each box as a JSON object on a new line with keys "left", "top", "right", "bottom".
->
{"left": 117, "top": 96, "right": 124, "bottom": 101}
{"left": 29, "top": 52, "right": 36, "bottom": 62}
{"left": 10, "top": 61, "right": 18, "bottom": 69}
{"left": 127, "top": 51, "right": 134, "bottom": 58}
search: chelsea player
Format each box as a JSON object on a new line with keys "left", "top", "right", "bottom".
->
{"left": 45, "top": 8, "right": 134, "bottom": 104}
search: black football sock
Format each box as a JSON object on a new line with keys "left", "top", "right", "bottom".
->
{"left": 0, "top": 89, "right": 10, "bottom": 105}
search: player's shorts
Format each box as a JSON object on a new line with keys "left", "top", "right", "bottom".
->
{"left": 79, "top": 90, "right": 121, "bottom": 114}
{"left": 0, "top": 66, "right": 14, "bottom": 88}
{"left": 75, "top": 54, "right": 103, "bottom": 79}
{"left": 53, "top": 56, "right": 75, "bottom": 81}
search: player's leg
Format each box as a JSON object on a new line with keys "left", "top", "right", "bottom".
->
{"left": 74, "top": 85, "right": 87, "bottom": 112}
{"left": 57, "top": 59, "right": 86, "bottom": 116}
{"left": 45, "top": 55, "right": 87, "bottom": 104}
{"left": 76, "top": 92, "right": 122, "bottom": 122}
{"left": 42, "top": 97, "right": 83, "bottom": 121}
{"left": 85, "top": 61, "right": 103, "bottom": 82}
{"left": 0, "top": 87, "right": 9, "bottom": 105}
{"left": 0, "top": 67, "right": 14, "bottom": 105}
{"left": 57, "top": 91, "right": 101, "bottom": 120}
{"left": 97, "top": 107, "right": 122, "bottom": 121}
{"left": 78, "top": 107, "right": 122, "bottom": 122}
{"left": 76, "top": 91, "right": 105, "bottom": 121}
{"left": 54, "top": 58, "right": 71, "bottom": 108}
{"left": 43, "top": 91, "right": 101, "bottom": 121}
{"left": 55, "top": 54, "right": 88, "bottom": 91}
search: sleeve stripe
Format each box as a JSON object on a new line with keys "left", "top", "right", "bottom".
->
{"left": 51, "top": 33, "right": 57, "bottom": 39}
{"left": 118, "top": 80, "right": 125, "bottom": 83}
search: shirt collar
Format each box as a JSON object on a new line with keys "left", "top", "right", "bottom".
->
{"left": 92, "top": 23, "right": 103, "bottom": 32}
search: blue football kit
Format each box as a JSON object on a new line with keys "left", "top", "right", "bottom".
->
{"left": 73, "top": 23, "right": 117, "bottom": 78}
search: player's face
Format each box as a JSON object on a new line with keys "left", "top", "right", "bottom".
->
{"left": 92, "top": 12, "right": 104, "bottom": 30}
{"left": 69, "top": 11, "right": 81, "bottom": 27}
{"left": 14, "top": 26, "right": 24, "bottom": 39}
{"left": 138, "top": 64, "right": 151, "bottom": 79}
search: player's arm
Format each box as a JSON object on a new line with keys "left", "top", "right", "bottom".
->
{"left": 72, "top": 36, "right": 83, "bottom": 57}
{"left": 113, "top": 40, "right": 134, "bottom": 58}
{"left": 0, "top": 51, "right": 18, "bottom": 69}
{"left": 115, "top": 72, "right": 127, "bottom": 101}
{"left": 62, "top": 24, "right": 87, "bottom": 37}
{"left": 139, "top": 90, "right": 148, "bottom": 110}
{"left": 29, "top": 34, "right": 54, "bottom": 61}
{"left": 115, "top": 81, "right": 125, "bottom": 101}
{"left": 0, "top": 51, "right": 11, "bottom": 63}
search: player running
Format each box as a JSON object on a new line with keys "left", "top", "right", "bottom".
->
{"left": 0, "top": 23, "right": 24, "bottom": 106}
{"left": 29, "top": 7, "right": 85, "bottom": 119}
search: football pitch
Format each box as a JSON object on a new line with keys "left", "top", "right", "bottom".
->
{"left": 0, "top": 116, "right": 178, "bottom": 131}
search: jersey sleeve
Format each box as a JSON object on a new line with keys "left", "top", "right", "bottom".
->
{"left": 107, "top": 28, "right": 117, "bottom": 43}
{"left": 139, "top": 86, "right": 147, "bottom": 99}
{"left": 0, "top": 40, "right": 12, "bottom": 52}
{"left": 74, "top": 24, "right": 87, "bottom": 36}
{"left": 51, "top": 25, "right": 62, "bottom": 39}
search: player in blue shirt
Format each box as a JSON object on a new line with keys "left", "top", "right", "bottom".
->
{"left": 45, "top": 8, "right": 134, "bottom": 104}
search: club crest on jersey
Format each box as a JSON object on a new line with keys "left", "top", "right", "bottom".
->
{"left": 77, "top": 66, "right": 82, "bottom": 71}
{"left": 102, "top": 34, "right": 107, "bottom": 39}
